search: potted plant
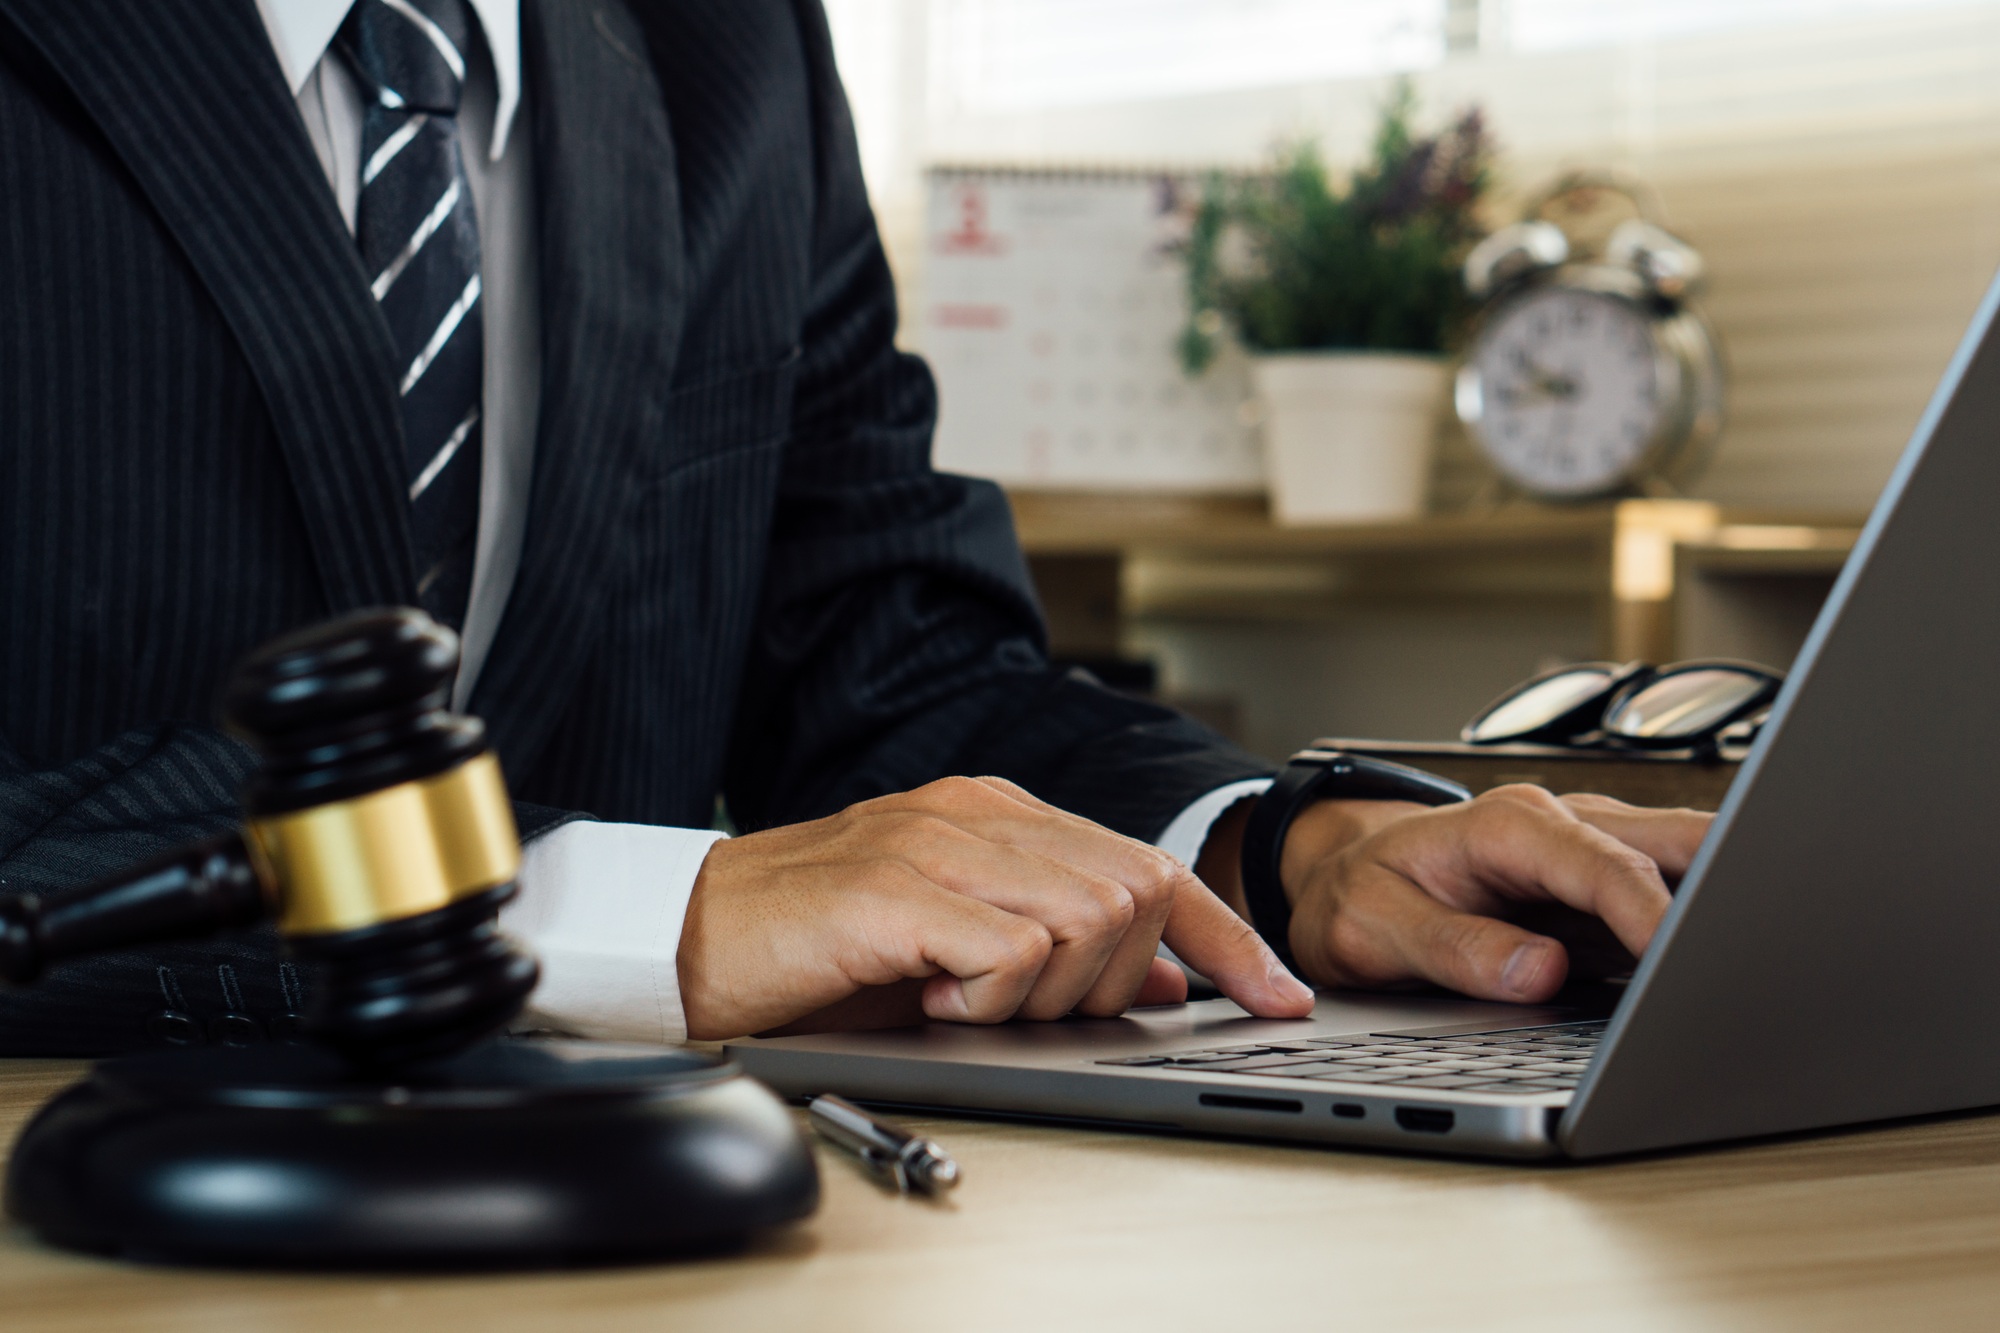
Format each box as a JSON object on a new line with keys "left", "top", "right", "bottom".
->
{"left": 1181, "top": 86, "right": 1493, "bottom": 524}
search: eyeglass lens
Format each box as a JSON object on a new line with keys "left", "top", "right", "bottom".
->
{"left": 1604, "top": 668, "right": 1770, "bottom": 741}
{"left": 1463, "top": 667, "right": 1619, "bottom": 743}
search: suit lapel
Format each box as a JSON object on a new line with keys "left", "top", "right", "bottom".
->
{"left": 469, "top": 0, "right": 685, "bottom": 775}
{"left": 0, "top": 0, "right": 417, "bottom": 613}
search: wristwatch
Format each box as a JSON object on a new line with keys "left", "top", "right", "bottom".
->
{"left": 1240, "top": 749, "right": 1471, "bottom": 974}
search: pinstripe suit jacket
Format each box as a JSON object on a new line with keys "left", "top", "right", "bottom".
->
{"left": 0, "top": 0, "right": 1269, "bottom": 1053}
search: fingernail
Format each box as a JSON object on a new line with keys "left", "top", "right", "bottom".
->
{"left": 1501, "top": 943, "right": 1550, "bottom": 997}
{"left": 1268, "top": 959, "right": 1313, "bottom": 1004}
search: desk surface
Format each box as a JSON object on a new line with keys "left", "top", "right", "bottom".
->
{"left": 6, "top": 1057, "right": 2000, "bottom": 1331}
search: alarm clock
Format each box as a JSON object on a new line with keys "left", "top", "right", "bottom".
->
{"left": 1453, "top": 173, "right": 1725, "bottom": 499}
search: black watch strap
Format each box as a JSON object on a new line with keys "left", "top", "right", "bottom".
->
{"left": 1241, "top": 751, "right": 1471, "bottom": 974}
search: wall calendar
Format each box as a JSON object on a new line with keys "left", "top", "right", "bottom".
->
{"left": 922, "top": 168, "right": 1264, "bottom": 492}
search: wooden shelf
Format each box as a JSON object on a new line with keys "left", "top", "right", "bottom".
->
{"left": 1006, "top": 489, "right": 1867, "bottom": 662}
{"left": 1009, "top": 491, "right": 1618, "bottom": 558}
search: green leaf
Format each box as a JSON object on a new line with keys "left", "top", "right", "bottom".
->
{"left": 1179, "top": 80, "right": 1493, "bottom": 369}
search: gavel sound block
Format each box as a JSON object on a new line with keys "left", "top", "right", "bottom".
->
{"left": 0, "top": 609, "right": 818, "bottom": 1267}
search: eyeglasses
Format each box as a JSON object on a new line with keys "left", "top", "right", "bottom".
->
{"left": 1461, "top": 659, "right": 1784, "bottom": 754}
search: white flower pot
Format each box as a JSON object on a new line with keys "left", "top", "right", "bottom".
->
{"left": 1250, "top": 351, "right": 1449, "bottom": 525}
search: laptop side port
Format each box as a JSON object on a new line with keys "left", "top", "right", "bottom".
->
{"left": 1198, "top": 1093, "right": 1303, "bottom": 1114}
{"left": 1394, "top": 1106, "right": 1456, "bottom": 1134}
{"left": 1332, "top": 1103, "right": 1365, "bottom": 1119}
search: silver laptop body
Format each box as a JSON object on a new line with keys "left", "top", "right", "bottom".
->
{"left": 728, "top": 268, "right": 2000, "bottom": 1161}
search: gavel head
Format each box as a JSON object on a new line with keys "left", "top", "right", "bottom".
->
{"left": 223, "top": 608, "right": 539, "bottom": 1067}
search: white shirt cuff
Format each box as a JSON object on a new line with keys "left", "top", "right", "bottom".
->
{"left": 498, "top": 820, "right": 724, "bottom": 1045}
{"left": 1153, "top": 777, "right": 1273, "bottom": 869}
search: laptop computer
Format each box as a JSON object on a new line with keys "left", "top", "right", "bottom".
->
{"left": 726, "top": 267, "right": 2000, "bottom": 1161}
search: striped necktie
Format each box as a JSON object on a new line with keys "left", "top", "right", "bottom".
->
{"left": 335, "top": 0, "right": 483, "bottom": 631}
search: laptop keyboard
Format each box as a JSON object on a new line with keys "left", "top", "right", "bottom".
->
{"left": 1094, "top": 1020, "right": 1605, "bottom": 1094}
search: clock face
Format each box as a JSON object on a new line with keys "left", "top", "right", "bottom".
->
{"left": 1460, "top": 286, "right": 1667, "bottom": 496}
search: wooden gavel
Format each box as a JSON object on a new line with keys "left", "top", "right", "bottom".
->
{"left": 0, "top": 609, "right": 538, "bottom": 1066}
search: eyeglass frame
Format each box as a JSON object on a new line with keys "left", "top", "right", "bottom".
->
{"left": 1461, "top": 658, "right": 1784, "bottom": 755}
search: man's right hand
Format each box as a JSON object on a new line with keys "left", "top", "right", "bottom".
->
{"left": 675, "top": 776, "right": 1315, "bottom": 1041}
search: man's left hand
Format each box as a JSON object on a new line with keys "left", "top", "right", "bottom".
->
{"left": 1198, "top": 786, "right": 1713, "bottom": 1003}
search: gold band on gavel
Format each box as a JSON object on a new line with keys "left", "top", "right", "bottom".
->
{"left": 244, "top": 752, "right": 521, "bottom": 936}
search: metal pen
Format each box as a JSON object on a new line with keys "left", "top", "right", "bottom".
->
{"left": 806, "top": 1094, "right": 961, "bottom": 1196}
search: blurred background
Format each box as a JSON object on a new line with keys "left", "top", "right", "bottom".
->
{"left": 821, "top": 0, "right": 2000, "bottom": 763}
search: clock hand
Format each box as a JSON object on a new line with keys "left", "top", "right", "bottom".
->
{"left": 1509, "top": 349, "right": 1579, "bottom": 402}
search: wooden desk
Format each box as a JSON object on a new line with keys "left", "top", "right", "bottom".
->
{"left": 7, "top": 1059, "right": 2000, "bottom": 1330}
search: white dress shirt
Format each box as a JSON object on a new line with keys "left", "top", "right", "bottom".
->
{"left": 254, "top": 0, "right": 1265, "bottom": 1044}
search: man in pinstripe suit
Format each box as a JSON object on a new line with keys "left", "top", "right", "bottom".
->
{"left": 0, "top": 0, "right": 1704, "bottom": 1052}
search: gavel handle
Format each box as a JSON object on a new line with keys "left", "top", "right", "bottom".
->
{"left": 0, "top": 833, "right": 271, "bottom": 985}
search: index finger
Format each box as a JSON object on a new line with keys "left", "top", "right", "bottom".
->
{"left": 1426, "top": 791, "right": 1676, "bottom": 957}
{"left": 1160, "top": 874, "right": 1316, "bottom": 1018}
{"left": 1559, "top": 794, "right": 1714, "bottom": 883}
{"left": 962, "top": 777, "right": 1314, "bottom": 1018}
